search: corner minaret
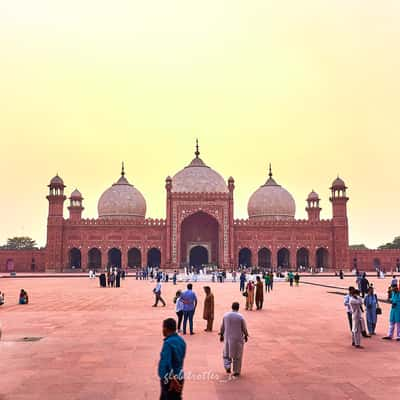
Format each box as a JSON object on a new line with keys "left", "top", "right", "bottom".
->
{"left": 47, "top": 174, "right": 66, "bottom": 218}
{"left": 329, "top": 176, "right": 349, "bottom": 269}
{"left": 330, "top": 176, "right": 348, "bottom": 221}
{"left": 306, "top": 190, "right": 321, "bottom": 222}
{"left": 46, "top": 174, "right": 66, "bottom": 272}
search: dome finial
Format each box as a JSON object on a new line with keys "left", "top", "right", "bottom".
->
{"left": 269, "top": 163, "right": 273, "bottom": 179}
{"left": 121, "top": 161, "right": 125, "bottom": 176}
{"left": 195, "top": 138, "right": 200, "bottom": 159}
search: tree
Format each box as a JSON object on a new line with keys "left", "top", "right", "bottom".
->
{"left": 349, "top": 244, "right": 369, "bottom": 250}
{"left": 378, "top": 236, "right": 400, "bottom": 250}
{"left": 0, "top": 236, "right": 38, "bottom": 250}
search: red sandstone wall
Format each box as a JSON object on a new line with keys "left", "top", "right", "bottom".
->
{"left": 0, "top": 249, "right": 46, "bottom": 273}
{"left": 233, "top": 220, "right": 336, "bottom": 268}
{"left": 59, "top": 220, "right": 167, "bottom": 270}
{"left": 349, "top": 249, "right": 400, "bottom": 272}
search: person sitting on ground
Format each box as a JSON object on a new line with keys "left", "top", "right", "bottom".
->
{"left": 19, "top": 289, "right": 29, "bottom": 304}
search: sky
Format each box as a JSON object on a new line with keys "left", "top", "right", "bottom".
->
{"left": 0, "top": 0, "right": 399, "bottom": 248}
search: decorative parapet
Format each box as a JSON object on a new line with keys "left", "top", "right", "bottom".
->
{"left": 64, "top": 217, "right": 166, "bottom": 226}
{"left": 170, "top": 192, "right": 230, "bottom": 200}
{"left": 233, "top": 219, "right": 333, "bottom": 227}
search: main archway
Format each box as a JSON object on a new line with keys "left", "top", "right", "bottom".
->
{"left": 180, "top": 211, "right": 219, "bottom": 267}
{"left": 189, "top": 246, "right": 209, "bottom": 268}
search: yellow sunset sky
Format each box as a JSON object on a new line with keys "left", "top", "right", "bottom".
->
{"left": 0, "top": 0, "right": 399, "bottom": 248}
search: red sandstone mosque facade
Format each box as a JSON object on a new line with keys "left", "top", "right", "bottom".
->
{"left": 1, "top": 144, "right": 400, "bottom": 272}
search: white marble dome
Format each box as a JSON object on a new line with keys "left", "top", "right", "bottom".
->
{"left": 98, "top": 171, "right": 146, "bottom": 219}
{"left": 248, "top": 168, "right": 296, "bottom": 221}
{"left": 171, "top": 147, "right": 228, "bottom": 193}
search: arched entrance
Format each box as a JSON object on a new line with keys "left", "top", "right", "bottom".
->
{"left": 180, "top": 211, "right": 219, "bottom": 267}
{"left": 296, "top": 248, "right": 309, "bottom": 269}
{"left": 258, "top": 248, "right": 271, "bottom": 269}
{"left": 108, "top": 248, "right": 122, "bottom": 268}
{"left": 189, "top": 246, "right": 209, "bottom": 268}
{"left": 69, "top": 248, "right": 82, "bottom": 268}
{"left": 316, "top": 248, "right": 329, "bottom": 269}
{"left": 88, "top": 248, "right": 102, "bottom": 271}
{"left": 373, "top": 258, "right": 381, "bottom": 270}
{"left": 239, "top": 248, "right": 252, "bottom": 268}
{"left": 277, "top": 248, "right": 290, "bottom": 269}
{"left": 128, "top": 248, "right": 141, "bottom": 268}
{"left": 147, "top": 248, "right": 161, "bottom": 268}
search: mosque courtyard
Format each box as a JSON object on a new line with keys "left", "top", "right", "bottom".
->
{"left": 0, "top": 274, "right": 399, "bottom": 400}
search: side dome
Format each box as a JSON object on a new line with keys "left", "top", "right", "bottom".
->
{"left": 98, "top": 165, "right": 146, "bottom": 219}
{"left": 171, "top": 141, "right": 228, "bottom": 193}
{"left": 248, "top": 165, "right": 296, "bottom": 221}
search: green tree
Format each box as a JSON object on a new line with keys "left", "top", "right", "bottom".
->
{"left": 0, "top": 236, "right": 38, "bottom": 250}
{"left": 349, "top": 244, "right": 369, "bottom": 250}
{"left": 378, "top": 236, "right": 400, "bottom": 250}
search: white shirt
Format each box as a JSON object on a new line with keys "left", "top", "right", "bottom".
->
{"left": 155, "top": 282, "right": 162, "bottom": 293}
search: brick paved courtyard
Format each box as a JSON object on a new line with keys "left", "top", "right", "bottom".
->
{"left": 0, "top": 275, "right": 399, "bottom": 400}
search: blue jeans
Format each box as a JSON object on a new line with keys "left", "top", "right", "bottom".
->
{"left": 183, "top": 310, "right": 194, "bottom": 334}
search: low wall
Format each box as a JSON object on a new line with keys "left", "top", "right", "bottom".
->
{"left": 349, "top": 249, "right": 400, "bottom": 272}
{"left": 0, "top": 249, "right": 46, "bottom": 272}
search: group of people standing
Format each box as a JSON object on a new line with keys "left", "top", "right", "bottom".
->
{"left": 99, "top": 267, "right": 125, "bottom": 288}
{"left": 240, "top": 272, "right": 274, "bottom": 311}
{"left": 344, "top": 276, "right": 400, "bottom": 348}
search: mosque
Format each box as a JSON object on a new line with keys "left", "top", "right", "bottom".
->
{"left": 1, "top": 142, "right": 400, "bottom": 272}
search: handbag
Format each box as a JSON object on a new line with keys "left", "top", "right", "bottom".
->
{"left": 242, "top": 291, "right": 248, "bottom": 297}
{"left": 376, "top": 306, "right": 382, "bottom": 315}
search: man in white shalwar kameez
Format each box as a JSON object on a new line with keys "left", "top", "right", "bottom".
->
{"left": 219, "top": 302, "right": 249, "bottom": 377}
{"left": 349, "top": 289, "right": 364, "bottom": 348}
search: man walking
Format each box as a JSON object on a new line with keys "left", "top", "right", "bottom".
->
{"left": 219, "top": 302, "right": 249, "bottom": 377}
{"left": 239, "top": 272, "right": 246, "bottom": 292}
{"left": 180, "top": 284, "right": 197, "bottom": 335}
{"left": 153, "top": 279, "right": 166, "bottom": 307}
{"left": 158, "top": 318, "right": 186, "bottom": 400}
{"left": 255, "top": 276, "right": 264, "bottom": 310}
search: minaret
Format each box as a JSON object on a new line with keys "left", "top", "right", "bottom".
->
{"left": 306, "top": 190, "right": 321, "bottom": 222}
{"left": 68, "top": 189, "right": 84, "bottom": 221}
{"left": 329, "top": 176, "right": 349, "bottom": 270}
{"left": 330, "top": 176, "right": 348, "bottom": 221}
{"left": 46, "top": 174, "right": 66, "bottom": 272}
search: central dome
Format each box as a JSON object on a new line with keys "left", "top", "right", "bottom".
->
{"left": 248, "top": 166, "right": 296, "bottom": 221}
{"left": 98, "top": 165, "right": 146, "bottom": 219}
{"left": 171, "top": 142, "right": 228, "bottom": 193}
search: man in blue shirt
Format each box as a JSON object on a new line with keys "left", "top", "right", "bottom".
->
{"left": 158, "top": 318, "right": 186, "bottom": 399}
{"left": 180, "top": 284, "right": 198, "bottom": 335}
